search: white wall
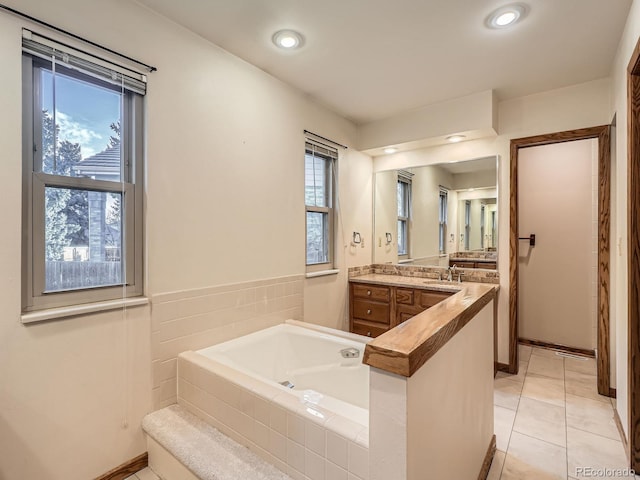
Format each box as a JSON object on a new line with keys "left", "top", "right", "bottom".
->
{"left": 610, "top": 0, "right": 640, "bottom": 439}
{"left": 372, "top": 77, "right": 613, "bottom": 368}
{"left": 0, "top": 0, "right": 371, "bottom": 478}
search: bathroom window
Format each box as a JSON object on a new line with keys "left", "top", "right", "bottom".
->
{"left": 22, "top": 35, "right": 145, "bottom": 312}
{"left": 397, "top": 173, "right": 412, "bottom": 258}
{"left": 305, "top": 140, "right": 336, "bottom": 271}
{"left": 464, "top": 200, "right": 471, "bottom": 250}
{"left": 439, "top": 188, "right": 448, "bottom": 254}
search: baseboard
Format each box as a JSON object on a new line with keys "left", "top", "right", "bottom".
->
{"left": 496, "top": 362, "right": 510, "bottom": 374}
{"left": 518, "top": 337, "right": 595, "bottom": 358}
{"left": 610, "top": 387, "right": 617, "bottom": 398}
{"left": 477, "top": 434, "right": 497, "bottom": 480}
{"left": 94, "top": 452, "right": 148, "bottom": 480}
{"left": 613, "top": 406, "right": 629, "bottom": 461}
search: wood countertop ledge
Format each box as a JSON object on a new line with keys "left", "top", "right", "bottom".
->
{"left": 362, "top": 279, "right": 497, "bottom": 377}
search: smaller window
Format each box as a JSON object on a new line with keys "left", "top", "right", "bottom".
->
{"left": 480, "top": 204, "right": 486, "bottom": 249}
{"left": 464, "top": 200, "right": 471, "bottom": 251}
{"left": 397, "top": 173, "right": 412, "bottom": 258}
{"left": 305, "top": 140, "right": 337, "bottom": 271}
{"left": 439, "top": 188, "right": 449, "bottom": 254}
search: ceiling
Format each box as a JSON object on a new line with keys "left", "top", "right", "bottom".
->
{"left": 135, "top": 0, "right": 632, "bottom": 125}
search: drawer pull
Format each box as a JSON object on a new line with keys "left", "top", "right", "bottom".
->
{"left": 367, "top": 331, "right": 372, "bottom": 337}
{"left": 367, "top": 309, "right": 372, "bottom": 314}
{"left": 367, "top": 290, "right": 371, "bottom": 296}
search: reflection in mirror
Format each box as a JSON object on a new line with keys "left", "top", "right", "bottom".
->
{"left": 373, "top": 156, "right": 498, "bottom": 269}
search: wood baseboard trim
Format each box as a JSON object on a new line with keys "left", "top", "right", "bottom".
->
{"left": 610, "top": 387, "right": 617, "bottom": 399}
{"left": 518, "top": 338, "right": 595, "bottom": 358}
{"left": 477, "top": 434, "right": 497, "bottom": 480}
{"left": 613, "top": 406, "right": 629, "bottom": 461}
{"left": 496, "top": 362, "right": 510, "bottom": 374}
{"left": 95, "top": 452, "right": 148, "bottom": 480}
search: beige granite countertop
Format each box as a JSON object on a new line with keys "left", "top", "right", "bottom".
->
{"left": 349, "top": 273, "right": 465, "bottom": 293}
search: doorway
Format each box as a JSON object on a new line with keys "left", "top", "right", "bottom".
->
{"left": 509, "top": 126, "right": 611, "bottom": 397}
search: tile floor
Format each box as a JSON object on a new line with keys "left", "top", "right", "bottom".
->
{"left": 125, "top": 467, "right": 159, "bottom": 480}
{"left": 490, "top": 344, "right": 635, "bottom": 480}
{"left": 131, "top": 344, "right": 634, "bottom": 480}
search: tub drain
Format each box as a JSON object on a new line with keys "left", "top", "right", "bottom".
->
{"left": 279, "top": 380, "right": 295, "bottom": 389}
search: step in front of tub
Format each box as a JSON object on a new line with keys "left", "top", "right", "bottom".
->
{"left": 142, "top": 405, "right": 292, "bottom": 480}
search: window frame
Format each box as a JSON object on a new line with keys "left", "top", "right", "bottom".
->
{"left": 438, "top": 188, "right": 448, "bottom": 254}
{"left": 304, "top": 140, "right": 336, "bottom": 272}
{"left": 464, "top": 200, "right": 471, "bottom": 251}
{"left": 22, "top": 54, "right": 144, "bottom": 313}
{"left": 397, "top": 174, "right": 412, "bottom": 259}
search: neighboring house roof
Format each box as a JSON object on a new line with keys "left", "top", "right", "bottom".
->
{"left": 73, "top": 143, "right": 120, "bottom": 178}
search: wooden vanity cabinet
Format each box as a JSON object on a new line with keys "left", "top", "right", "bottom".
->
{"left": 349, "top": 282, "right": 452, "bottom": 338}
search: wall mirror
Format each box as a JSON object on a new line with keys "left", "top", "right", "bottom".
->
{"left": 373, "top": 156, "right": 498, "bottom": 269}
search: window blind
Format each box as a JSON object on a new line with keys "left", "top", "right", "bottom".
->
{"left": 305, "top": 140, "right": 338, "bottom": 160}
{"left": 22, "top": 29, "right": 147, "bottom": 95}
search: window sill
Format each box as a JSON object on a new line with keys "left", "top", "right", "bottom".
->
{"left": 21, "top": 296, "right": 149, "bottom": 324}
{"left": 305, "top": 269, "right": 340, "bottom": 279}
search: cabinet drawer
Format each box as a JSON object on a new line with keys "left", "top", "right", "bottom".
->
{"left": 396, "top": 288, "right": 415, "bottom": 305}
{"left": 352, "top": 299, "right": 390, "bottom": 324}
{"left": 351, "top": 321, "right": 388, "bottom": 338}
{"left": 418, "top": 291, "right": 452, "bottom": 309}
{"left": 352, "top": 284, "right": 390, "bottom": 302}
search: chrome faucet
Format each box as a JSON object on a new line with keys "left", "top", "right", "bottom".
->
{"left": 447, "top": 264, "right": 457, "bottom": 282}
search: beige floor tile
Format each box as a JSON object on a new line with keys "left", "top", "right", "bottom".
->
{"left": 135, "top": 468, "right": 160, "bottom": 480}
{"left": 527, "top": 354, "right": 565, "bottom": 381}
{"left": 521, "top": 373, "right": 565, "bottom": 408}
{"left": 496, "top": 361, "right": 529, "bottom": 385}
{"left": 494, "top": 377, "right": 523, "bottom": 410}
{"left": 519, "top": 344, "right": 533, "bottom": 363}
{"left": 487, "top": 449, "right": 505, "bottom": 480}
{"left": 495, "top": 405, "right": 517, "bottom": 452}
{"left": 565, "top": 370, "right": 611, "bottom": 404}
{"left": 513, "top": 397, "right": 566, "bottom": 447}
{"left": 564, "top": 356, "right": 597, "bottom": 375}
{"left": 502, "top": 431, "right": 567, "bottom": 480}
{"left": 567, "top": 427, "right": 631, "bottom": 478}
{"left": 566, "top": 393, "right": 620, "bottom": 441}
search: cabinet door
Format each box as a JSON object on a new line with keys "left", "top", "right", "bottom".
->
{"left": 419, "top": 291, "right": 452, "bottom": 309}
{"left": 395, "top": 305, "right": 424, "bottom": 325}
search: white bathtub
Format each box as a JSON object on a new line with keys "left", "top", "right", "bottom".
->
{"left": 198, "top": 322, "right": 369, "bottom": 423}
{"left": 177, "top": 320, "right": 371, "bottom": 479}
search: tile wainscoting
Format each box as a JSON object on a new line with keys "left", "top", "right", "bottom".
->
{"left": 151, "top": 275, "right": 304, "bottom": 408}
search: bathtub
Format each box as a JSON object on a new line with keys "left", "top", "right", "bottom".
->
{"left": 177, "top": 320, "right": 371, "bottom": 479}
{"left": 198, "top": 322, "right": 369, "bottom": 423}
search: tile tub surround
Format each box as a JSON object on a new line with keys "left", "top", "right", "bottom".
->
{"left": 177, "top": 349, "right": 369, "bottom": 480}
{"left": 348, "top": 264, "right": 499, "bottom": 284}
{"left": 151, "top": 275, "right": 303, "bottom": 408}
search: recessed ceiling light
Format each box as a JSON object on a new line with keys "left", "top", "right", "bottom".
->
{"left": 446, "top": 135, "right": 466, "bottom": 143}
{"left": 486, "top": 4, "right": 528, "bottom": 29}
{"left": 384, "top": 147, "right": 397, "bottom": 154}
{"left": 272, "top": 30, "right": 304, "bottom": 50}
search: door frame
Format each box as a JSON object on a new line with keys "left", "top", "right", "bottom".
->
{"left": 508, "top": 126, "right": 612, "bottom": 399}
{"left": 627, "top": 35, "right": 640, "bottom": 470}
